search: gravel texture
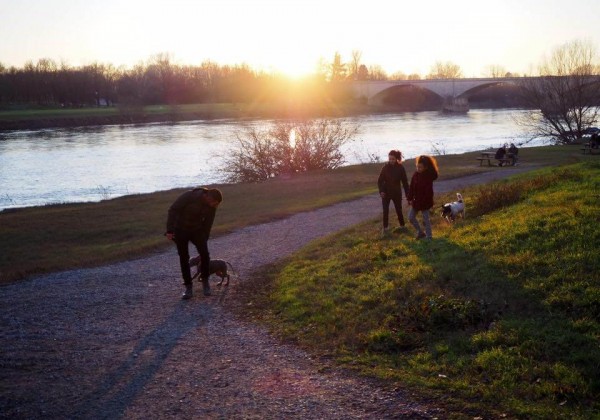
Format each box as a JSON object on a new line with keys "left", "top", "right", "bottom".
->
{"left": 0, "top": 168, "right": 535, "bottom": 419}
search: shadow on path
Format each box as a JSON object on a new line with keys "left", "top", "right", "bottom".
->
{"left": 73, "top": 301, "right": 211, "bottom": 419}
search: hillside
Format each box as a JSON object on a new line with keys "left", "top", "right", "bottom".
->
{"left": 246, "top": 162, "right": 600, "bottom": 418}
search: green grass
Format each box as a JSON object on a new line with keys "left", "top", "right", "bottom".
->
{"left": 242, "top": 161, "right": 600, "bottom": 418}
{"left": 0, "top": 102, "right": 372, "bottom": 121}
{"left": 0, "top": 145, "right": 592, "bottom": 284}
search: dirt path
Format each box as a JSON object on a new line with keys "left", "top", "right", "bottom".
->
{"left": 0, "top": 166, "right": 537, "bottom": 419}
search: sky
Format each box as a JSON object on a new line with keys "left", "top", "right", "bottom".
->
{"left": 1, "top": 0, "right": 600, "bottom": 77}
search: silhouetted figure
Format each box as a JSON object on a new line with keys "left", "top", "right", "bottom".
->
{"left": 507, "top": 143, "right": 519, "bottom": 165}
{"left": 495, "top": 145, "right": 507, "bottom": 166}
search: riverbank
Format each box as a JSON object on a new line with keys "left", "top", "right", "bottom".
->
{"left": 0, "top": 145, "right": 590, "bottom": 284}
{"left": 0, "top": 102, "right": 374, "bottom": 131}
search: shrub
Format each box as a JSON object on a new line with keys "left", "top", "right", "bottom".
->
{"left": 220, "top": 119, "right": 359, "bottom": 182}
{"left": 469, "top": 167, "right": 581, "bottom": 217}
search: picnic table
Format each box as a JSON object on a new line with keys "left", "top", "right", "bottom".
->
{"left": 581, "top": 143, "right": 599, "bottom": 154}
{"left": 475, "top": 151, "right": 514, "bottom": 166}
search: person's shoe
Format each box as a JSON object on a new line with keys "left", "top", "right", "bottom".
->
{"left": 381, "top": 227, "right": 390, "bottom": 236}
{"left": 182, "top": 284, "right": 193, "bottom": 300}
{"left": 202, "top": 279, "right": 211, "bottom": 296}
{"left": 394, "top": 226, "right": 408, "bottom": 234}
{"left": 415, "top": 232, "right": 426, "bottom": 240}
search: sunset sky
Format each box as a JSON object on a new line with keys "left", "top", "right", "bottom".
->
{"left": 1, "top": 0, "right": 599, "bottom": 77}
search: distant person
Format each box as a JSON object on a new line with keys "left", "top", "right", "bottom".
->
{"left": 377, "top": 149, "right": 410, "bottom": 235}
{"left": 165, "top": 187, "right": 223, "bottom": 300}
{"left": 507, "top": 143, "right": 519, "bottom": 165}
{"left": 591, "top": 133, "right": 599, "bottom": 149}
{"left": 495, "top": 145, "right": 507, "bottom": 166}
{"left": 407, "top": 155, "right": 439, "bottom": 240}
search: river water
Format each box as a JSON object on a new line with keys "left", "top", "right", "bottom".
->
{"left": 0, "top": 109, "right": 545, "bottom": 211}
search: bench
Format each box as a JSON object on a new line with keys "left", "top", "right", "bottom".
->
{"left": 581, "top": 144, "right": 600, "bottom": 154}
{"left": 476, "top": 156, "right": 514, "bottom": 166}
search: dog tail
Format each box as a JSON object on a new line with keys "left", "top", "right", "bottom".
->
{"left": 226, "top": 261, "right": 236, "bottom": 277}
{"left": 456, "top": 192, "right": 463, "bottom": 202}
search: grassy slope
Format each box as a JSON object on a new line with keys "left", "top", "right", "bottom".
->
{"left": 246, "top": 162, "right": 600, "bottom": 418}
{"left": 0, "top": 145, "right": 589, "bottom": 284}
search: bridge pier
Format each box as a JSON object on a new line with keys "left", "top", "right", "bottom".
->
{"left": 442, "top": 97, "right": 469, "bottom": 113}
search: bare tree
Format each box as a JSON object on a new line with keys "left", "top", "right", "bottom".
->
{"left": 368, "top": 64, "right": 388, "bottom": 81}
{"left": 483, "top": 64, "right": 508, "bottom": 78}
{"left": 427, "top": 61, "right": 463, "bottom": 79}
{"left": 389, "top": 71, "right": 407, "bottom": 80}
{"left": 407, "top": 73, "right": 421, "bottom": 80}
{"left": 516, "top": 39, "right": 600, "bottom": 144}
{"left": 349, "top": 50, "right": 363, "bottom": 81}
{"left": 220, "top": 119, "right": 359, "bottom": 182}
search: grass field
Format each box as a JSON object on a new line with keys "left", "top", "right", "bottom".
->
{"left": 0, "top": 102, "right": 371, "bottom": 122}
{"left": 242, "top": 161, "right": 600, "bottom": 418}
{"left": 0, "top": 145, "right": 592, "bottom": 284}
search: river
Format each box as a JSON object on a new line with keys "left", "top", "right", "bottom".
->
{"left": 0, "top": 109, "right": 545, "bottom": 211}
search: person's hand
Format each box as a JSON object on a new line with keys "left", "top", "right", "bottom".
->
{"left": 165, "top": 232, "right": 175, "bottom": 241}
{"left": 379, "top": 192, "right": 386, "bottom": 199}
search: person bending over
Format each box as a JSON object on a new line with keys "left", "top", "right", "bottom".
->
{"left": 166, "top": 187, "right": 223, "bottom": 300}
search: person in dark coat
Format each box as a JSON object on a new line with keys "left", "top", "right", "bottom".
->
{"left": 407, "top": 155, "right": 439, "bottom": 240}
{"left": 166, "top": 187, "right": 223, "bottom": 300}
{"left": 507, "top": 143, "right": 519, "bottom": 165}
{"left": 377, "top": 149, "right": 410, "bottom": 234}
{"left": 495, "top": 145, "right": 507, "bottom": 166}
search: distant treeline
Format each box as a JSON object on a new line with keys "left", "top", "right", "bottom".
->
{"left": 0, "top": 54, "right": 528, "bottom": 111}
{"left": 0, "top": 55, "right": 361, "bottom": 109}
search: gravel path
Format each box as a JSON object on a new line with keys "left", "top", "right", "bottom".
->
{"left": 0, "top": 167, "right": 537, "bottom": 419}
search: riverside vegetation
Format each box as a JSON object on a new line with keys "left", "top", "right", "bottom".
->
{"left": 241, "top": 161, "right": 599, "bottom": 418}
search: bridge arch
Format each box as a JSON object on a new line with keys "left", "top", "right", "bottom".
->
{"left": 350, "top": 78, "right": 525, "bottom": 109}
{"left": 369, "top": 83, "right": 443, "bottom": 107}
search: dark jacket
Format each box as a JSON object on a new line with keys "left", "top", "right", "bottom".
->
{"left": 166, "top": 188, "right": 216, "bottom": 236}
{"left": 378, "top": 163, "right": 409, "bottom": 197}
{"left": 407, "top": 170, "right": 437, "bottom": 211}
{"left": 495, "top": 147, "right": 506, "bottom": 159}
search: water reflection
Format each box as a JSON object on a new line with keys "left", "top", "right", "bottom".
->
{"left": 0, "top": 110, "right": 544, "bottom": 210}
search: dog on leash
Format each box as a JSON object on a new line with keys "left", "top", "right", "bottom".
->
{"left": 189, "top": 255, "right": 235, "bottom": 286}
{"left": 440, "top": 193, "right": 465, "bottom": 223}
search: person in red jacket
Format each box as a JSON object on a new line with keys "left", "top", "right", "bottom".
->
{"left": 407, "top": 155, "right": 439, "bottom": 240}
{"left": 377, "top": 149, "right": 410, "bottom": 235}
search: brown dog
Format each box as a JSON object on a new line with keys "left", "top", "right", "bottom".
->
{"left": 189, "top": 255, "right": 235, "bottom": 286}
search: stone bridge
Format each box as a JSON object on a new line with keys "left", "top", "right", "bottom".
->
{"left": 349, "top": 77, "right": 527, "bottom": 111}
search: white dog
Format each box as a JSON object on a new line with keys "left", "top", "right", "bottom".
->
{"left": 440, "top": 193, "right": 465, "bottom": 223}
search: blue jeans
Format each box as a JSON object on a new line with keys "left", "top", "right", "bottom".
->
{"left": 408, "top": 208, "right": 432, "bottom": 238}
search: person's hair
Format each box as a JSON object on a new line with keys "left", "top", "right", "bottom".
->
{"left": 416, "top": 155, "right": 439, "bottom": 177}
{"left": 206, "top": 188, "right": 223, "bottom": 203}
{"left": 388, "top": 149, "right": 402, "bottom": 160}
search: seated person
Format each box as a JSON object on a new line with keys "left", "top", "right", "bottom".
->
{"left": 495, "top": 145, "right": 507, "bottom": 166}
{"left": 507, "top": 143, "right": 519, "bottom": 165}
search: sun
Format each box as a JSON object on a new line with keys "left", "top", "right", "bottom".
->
{"left": 271, "top": 56, "right": 317, "bottom": 80}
